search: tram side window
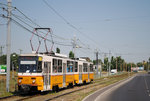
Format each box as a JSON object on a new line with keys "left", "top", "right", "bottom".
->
{"left": 58, "top": 60, "right": 62, "bottom": 72}
{"left": 90, "top": 64, "right": 93, "bottom": 72}
{"left": 53, "top": 59, "right": 57, "bottom": 73}
{"left": 67, "top": 61, "right": 70, "bottom": 72}
{"left": 37, "top": 61, "right": 42, "bottom": 72}
{"left": 67, "top": 61, "right": 73, "bottom": 72}
{"left": 83, "top": 63, "right": 88, "bottom": 72}
{"left": 70, "top": 61, "right": 73, "bottom": 72}
{"left": 75, "top": 62, "right": 78, "bottom": 72}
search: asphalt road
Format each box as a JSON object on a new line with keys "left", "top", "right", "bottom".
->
{"left": 83, "top": 73, "right": 150, "bottom": 101}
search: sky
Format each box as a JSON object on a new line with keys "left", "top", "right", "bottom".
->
{"left": 0, "top": 0, "right": 150, "bottom": 63}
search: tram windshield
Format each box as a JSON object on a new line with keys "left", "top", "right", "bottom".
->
{"left": 18, "top": 56, "right": 42, "bottom": 73}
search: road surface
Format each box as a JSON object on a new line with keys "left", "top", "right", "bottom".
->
{"left": 83, "top": 73, "right": 150, "bottom": 101}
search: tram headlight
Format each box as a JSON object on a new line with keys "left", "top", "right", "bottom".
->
{"left": 19, "top": 80, "right": 22, "bottom": 83}
{"left": 32, "top": 80, "right": 36, "bottom": 84}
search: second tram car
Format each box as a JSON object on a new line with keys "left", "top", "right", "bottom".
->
{"left": 18, "top": 52, "right": 94, "bottom": 92}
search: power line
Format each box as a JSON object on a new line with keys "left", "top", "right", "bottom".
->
{"left": 0, "top": 3, "right": 8, "bottom": 7}
{"left": 1, "top": 2, "right": 100, "bottom": 58}
{"left": 1, "top": 4, "right": 70, "bottom": 41}
{"left": 0, "top": 23, "right": 6, "bottom": 26}
{"left": 11, "top": 19, "right": 72, "bottom": 46}
{"left": 15, "top": 22, "right": 71, "bottom": 46}
{"left": 15, "top": 7, "right": 41, "bottom": 28}
{"left": 12, "top": 13, "right": 35, "bottom": 29}
{"left": 1, "top": 14, "right": 72, "bottom": 47}
{"left": 12, "top": 13, "right": 70, "bottom": 41}
{"left": 42, "top": 0, "right": 101, "bottom": 49}
{"left": 1, "top": 13, "right": 91, "bottom": 49}
{"left": 14, "top": 7, "right": 71, "bottom": 41}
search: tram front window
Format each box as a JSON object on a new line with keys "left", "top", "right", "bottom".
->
{"left": 19, "top": 61, "right": 42, "bottom": 73}
{"left": 19, "top": 64, "right": 37, "bottom": 73}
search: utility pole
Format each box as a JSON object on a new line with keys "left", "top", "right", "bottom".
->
{"left": 148, "top": 58, "right": 150, "bottom": 71}
{"left": 108, "top": 50, "right": 111, "bottom": 76}
{"left": 116, "top": 57, "right": 117, "bottom": 72}
{"left": 0, "top": 46, "right": 4, "bottom": 56}
{"left": 6, "top": 0, "right": 12, "bottom": 92}
{"left": 95, "top": 49, "right": 99, "bottom": 78}
{"left": 115, "top": 53, "right": 120, "bottom": 72}
{"left": 72, "top": 36, "right": 81, "bottom": 58}
{"left": 131, "top": 63, "right": 132, "bottom": 72}
{"left": 19, "top": 49, "right": 23, "bottom": 54}
{"left": 126, "top": 63, "right": 127, "bottom": 71}
{"left": 72, "top": 36, "right": 76, "bottom": 58}
{"left": 104, "top": 53, "right": 109, "bottom": 76}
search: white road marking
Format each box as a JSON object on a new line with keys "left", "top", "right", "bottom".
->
{"left": 144, "top": 75, "right": 150, "bottom": 97}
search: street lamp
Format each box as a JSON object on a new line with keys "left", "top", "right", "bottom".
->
{"left": 148, "top": 58, "right": 150, "bottom": 71}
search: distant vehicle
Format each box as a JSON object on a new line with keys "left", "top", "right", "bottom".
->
{"left": 148, "top": 71, "right": 150, "bottom": 74}
{"left": 133, "top": 70, "right": 138, "bottom": 73}
{"left": 111, "top": 69, "right": 117, "bottom": 75}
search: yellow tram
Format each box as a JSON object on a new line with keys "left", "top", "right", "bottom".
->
{"left": 18, "top": 52, "right": 94, "bottom": 92}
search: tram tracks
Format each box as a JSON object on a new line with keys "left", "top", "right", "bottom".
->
{"left": 0, "top": 78, "right": 110, "bottom": 101}
{"left": 0, "top": 73, "right": 133, "bottom": 101}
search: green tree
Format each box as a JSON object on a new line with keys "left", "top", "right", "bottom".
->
{"left": 56, "top": 47, "right": 60, "bottom": 53}
{"left": 137, "top": 62, "right": 143, "bottom": 67}
{"left": 93, "top": 60, "right": 96, "bottom": 65}
{"left": 0, "top": 53, "right": 19, "bottom": 71}
{"left": 104, "top": 57, "right": 108, "bottom": 71}
{"left": 116, "top": 56, "right": 125, "bottom": 71}
{"left": 93, "top": 59, "right": 103, "bottom": 65}
{"left": 111, "top": 56, "right": 116, "bottom": 69}
{"left": 143, "top": 61, "right": 148, "bottom": 71}
{"left": 126, "top": 62, "right": 136, "bottom": 71}
{"left": 0, "top": 55, "right": 6, "bottom": 65}
{"left": 131, "top": 63, "right": 136, "bottom": 67}
{"left": 69, "top": 51, "right": 74, "bottom": 58}
{"left": 127, "top": 63, "right": 131, "bottom": 72}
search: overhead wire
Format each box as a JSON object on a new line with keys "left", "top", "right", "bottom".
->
{"left": 1, "top": 2, "right": 98, "bottom": 57}
{"left": 12, "top": 12, "right": 70, "bottom": 40}
{"left": 15, "top": 8, "right": 41, "bottom": 28}
{"left": 0, "top": 3, "right": 8, "bottom": 7}
{"left": 0, "top": 3, "right": 74, "bottom": 50}
{"left": 12, "top": 13, "right": 35, "bottom": 29}
{"left": 1, "top": 14, "right": 72, "bottom": 46}
{"left": 11, "top": 13, "right": 71, "bottom": 45}
{"left": 0, "top": 3, "right": 71, "bottom": 41}
{"left": 42, "top": 0, "right": 101, "bottom": 49}
{"left": 14, "top": 7, "right": 71, "bottom": 41}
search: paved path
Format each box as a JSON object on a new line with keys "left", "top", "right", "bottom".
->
{"left": 83, "top": 74, "right": 150, "bottom": 101}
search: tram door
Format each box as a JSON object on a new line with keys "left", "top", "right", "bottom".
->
{"left": 44, "top": 62, "right": 51, "bottom": 90}
{"left": 79, "top": 65, "right": 82, "bottom": 83}
{"left": 63, "top": 63, "right": 66, "bottom": 87}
